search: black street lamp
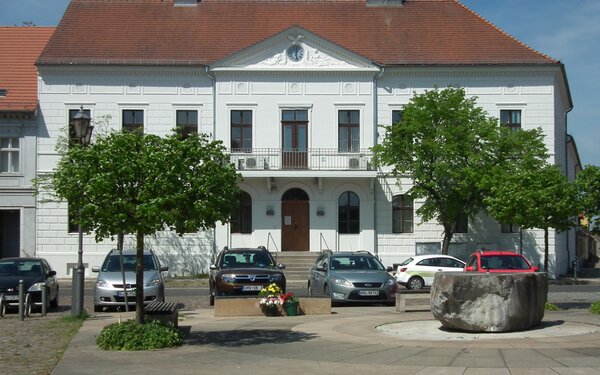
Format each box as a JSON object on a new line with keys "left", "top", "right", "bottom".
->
{"left": 71, "top": 106, "right": 93, "bottom": 316}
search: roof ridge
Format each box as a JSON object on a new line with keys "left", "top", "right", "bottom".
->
{"left": 454, "top": 0, "right": 558, "bottom": 64}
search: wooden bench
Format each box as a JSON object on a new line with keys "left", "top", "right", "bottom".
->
{"left": 144, "top": 301, "right": 178, "bottom": 328}
{"left": 396, "top": 290, "right": 431, "bottom": 313}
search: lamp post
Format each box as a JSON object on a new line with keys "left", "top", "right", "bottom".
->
{"left": 71, "top": 106, "right": 93, "bottom": 316}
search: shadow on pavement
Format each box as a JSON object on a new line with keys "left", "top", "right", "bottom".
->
{"left": 182, "top": 328, "right": 318, "bottom": 347}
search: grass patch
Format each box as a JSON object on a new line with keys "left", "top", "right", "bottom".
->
{"left": 589, "top": 301, "right": 600, "bottom": 315}
{"left": 544, "top": 302, "right": 559, "bottom": 311}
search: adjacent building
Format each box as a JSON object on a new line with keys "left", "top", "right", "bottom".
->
{"left": 27, "top": 0, "right": 578, "bottom": 278}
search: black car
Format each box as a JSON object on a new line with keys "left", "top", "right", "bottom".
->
{"left": 0, "top": 257, "right": 59, "bottom": 315}
{"left": 209, "top": 246, "right": 286, "bottom": 306}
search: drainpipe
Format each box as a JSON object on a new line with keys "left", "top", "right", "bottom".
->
{"left": 564, "top": 104, "right": 573, "bottom": 273}
{"left": 205, "top": 66, "right": 219, "bottom": 261}
{"left": 373, "top": 66, "right": 384, "bottom": 258}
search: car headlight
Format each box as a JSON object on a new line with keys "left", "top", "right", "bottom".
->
{"left": 146, "top": 278, "right": 163, "bottom": 287}
{"left": 269, "top": 274, "right": 283, "bottom": 282}
{"left": 222, "top": 274, "right": 235, "bottom": 283}
{"left": 27, "top": 282, "right": 45, "bottom": 292}
{"left": 330, "top": 277, "right": 352, "bottom": 287}
{"left": 384, "top": 278, "right": 396, "bottom": 286}
{"left": 96, "top": 279, "right": 109, "bottom": 288}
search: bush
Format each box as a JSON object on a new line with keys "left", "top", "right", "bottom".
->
{"left": 96, "top": 320, "right": 183, "bottom": 350}
{"left": 589, "top": 301, "right": 600, "bottom": 315}
{"left": 544, "top": 302, "right": 559, "bottom": 311}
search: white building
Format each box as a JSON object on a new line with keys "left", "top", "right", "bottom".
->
{"left": 32, "top": 0, "right": 576, "bottom": 278}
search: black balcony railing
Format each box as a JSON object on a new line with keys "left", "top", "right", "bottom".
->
{"left": 229, "top": 148, "right": 374, "bottom": 171}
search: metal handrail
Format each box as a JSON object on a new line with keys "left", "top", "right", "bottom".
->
{"left": 319, "top": 232, "right": 332, "bottom": 252}
{"left": 267, "top": 232, "right": 279, "bottom": 253}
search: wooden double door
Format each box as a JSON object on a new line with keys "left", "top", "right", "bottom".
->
{"left": 281, "top": 188, "right": 309, "bottom": 251}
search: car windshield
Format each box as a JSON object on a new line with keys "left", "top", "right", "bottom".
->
{"left": 399, "top": 257, "right": 414, "bottom": 266}
{"left": 220, "top": 252, "right": 273, "bottom": 268}
{"left": 101, "top": 254, "right": 158, "bottom": 272}
{"left": 329, "top": 255, "right": 385, "bottom": 271}
{"left": 481, "top": 255, "right": 530, "bottom": 270}
{"left": 0, "top": 260, "right": 43, "bottom": 277}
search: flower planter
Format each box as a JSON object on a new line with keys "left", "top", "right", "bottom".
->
{"left": 284, "top": 301, "right": 299, "bottom": 316}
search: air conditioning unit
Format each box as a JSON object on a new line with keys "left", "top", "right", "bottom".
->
{"left": 245, "top": 157, "right": 257, "bottom": 168}
{"left": 349, "top": 157, "right": 360, "bottom": 169}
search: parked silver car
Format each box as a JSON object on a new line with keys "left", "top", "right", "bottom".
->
{"left": 307, "top": 250, "right": 397, "bottom": 305}
{"left": 92, "top": 249, "right": 168, "bottom": 312}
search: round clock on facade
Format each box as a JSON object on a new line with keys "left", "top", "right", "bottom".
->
{"left": 287, "top": 44, "right": 304, "bottom": 62}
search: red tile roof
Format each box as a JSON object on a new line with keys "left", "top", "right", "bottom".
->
{"left": 38, "top": 0, "right": 557, "bottom": 67}
{"left": 0, "top": 27, "right": 55, "bottom": 113}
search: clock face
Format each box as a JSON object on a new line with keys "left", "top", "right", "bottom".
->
{"left": 287, "top": 44, "right": 304, "bottom": 62}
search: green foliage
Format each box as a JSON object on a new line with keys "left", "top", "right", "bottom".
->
{"left": 575, "top": 165, "right": 600, "bottom": 233}
{"left": 59, "top": 310, "right": 89, "bottom": 322}
{"left": 589, "top": 301, "right": 600, "bottom": 315}
{"left": 372, "top": 87, "right": 548, "bottom": 254}
{"left": 96, "top": 320, "right": 183, "bottom": 350}
{"left": 544, "top": 302, "right": 559, "bottom": 311}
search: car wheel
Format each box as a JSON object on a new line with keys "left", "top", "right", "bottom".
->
{"left": 25, "top": 293, "right": 33, "bottom": 317}
{"left": 94, "top": 305, "right": 103, "bottom": 313}
{"left": 50, "top": 287, "right": 59, "bottom": 309}
{"left": 407, "top": 276, "right": 424, "bottom": 290}
{"left": 0, "top": 295, "right": 5, "bottom": 318}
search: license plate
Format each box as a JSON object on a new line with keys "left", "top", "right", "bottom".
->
{"left": 242, "top": 285, "right": 262, "bottom": 292}
{"left": 117, "top": 291, "right": 136, "bottom": 297}
{"left": 3, "top": 295, "right": 19, "bottom": 301}
{"left": 358, "top": 290, "right": 379, "bottom": 296}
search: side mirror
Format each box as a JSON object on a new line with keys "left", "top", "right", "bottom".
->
{"left": 160, "top": 266, "right": 169, "bottom": 272}
{"left": 277, "top": 263, "right": 286, "bottom": 269}
{"left": 48, "top": 270, "right": 57, "bottom": 277}
{"left": 464, "top": 266, "right": 474, "bottom": 272}
{"left": 316, "top": 265, "right": 326, "bottom": 272}
{"left": 386, "top": 266, "right": 393, "bottom": 272}
{"left": 209, "top": 264, "right": 217, "bottom": 270}
{"left": 92, "top": 266, "right": 100, "bottom": 272}
{"left": 532, "top": 266, "right": 539, "bottom": 272}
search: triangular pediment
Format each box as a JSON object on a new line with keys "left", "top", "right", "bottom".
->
{"left": 211, "top": 27, "right": 378, "bottom": 72}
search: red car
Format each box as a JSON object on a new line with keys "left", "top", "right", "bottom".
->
{"left": 464, "top": 250, "right": 538, "bottom": 273}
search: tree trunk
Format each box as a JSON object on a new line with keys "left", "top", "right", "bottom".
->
{"left": 135, "top": 230, "right": 145, "bottom": 324}
{"left": 544, "top": 227, "right": 549, "bottom": 274}
{"left": 441, "top": 225, "right": 454, "bottom": 255}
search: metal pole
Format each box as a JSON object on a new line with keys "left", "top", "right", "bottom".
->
{"left": 18, "top": 279, "right": 24, "bottom": 321}
{"left": 41, "top": 283, "right": 47, "bottom": 317}
{"left": 71, "top": 221, "right": 85, "bottom": 316}
{"left": 118, "top": 232, "right": 129, "bottom": 312}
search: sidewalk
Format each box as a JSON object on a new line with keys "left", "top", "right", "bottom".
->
{"left": 52, "top": 305, "right": 600, "bottom": 375}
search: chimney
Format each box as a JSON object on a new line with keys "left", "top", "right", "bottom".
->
{"left": 366, "top": 0, "right": 406, "bottom": 6}
{"left": 174, "top": 0, "right": 199, "bottom": 6}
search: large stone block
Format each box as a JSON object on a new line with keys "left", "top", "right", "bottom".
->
{"left": 430, "top": 272, "right": 548, "bottom": 332}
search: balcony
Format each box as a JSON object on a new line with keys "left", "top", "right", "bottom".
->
{"left": 229, "top": 148, "right": 374, "bottom": 172}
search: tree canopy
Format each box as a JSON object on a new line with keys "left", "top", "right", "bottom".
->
{"left": 40, "top": 130, "right": 240, "bottom": 322}
{"left": 575, "top": 165, "right": 600, "bottom": 234}
{"left": 372, "top": 87, "right": 549, "bottom": 254}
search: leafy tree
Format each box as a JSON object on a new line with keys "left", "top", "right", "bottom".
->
{"left": 40, "top": 130, "right": 240, "bottom": 323}
{"left": 372, "top": 87, "right": 547, "bottom": 254}
{"left": 575, "top": 165, "right": 600, "bottom": 234}
{"left": 484, "top": 164, "right": 578, "bottom": 272}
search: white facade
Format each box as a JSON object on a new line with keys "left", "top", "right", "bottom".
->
{"left": 35, "top": 28, "right": 573, "bottom": 279}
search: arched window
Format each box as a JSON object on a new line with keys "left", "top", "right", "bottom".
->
{"left": 231, "top": 191, "right": 252, "bottom": 234}
{"left": 338, "top": 191, "right": 359, "bottom": 234}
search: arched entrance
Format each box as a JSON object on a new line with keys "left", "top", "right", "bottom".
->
{"left": 281, "top": 188, "right": 309, "bottom": 251}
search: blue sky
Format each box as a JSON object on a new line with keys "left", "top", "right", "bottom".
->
{"left": 1, "top": 0, "right": 598, "bottom": 166}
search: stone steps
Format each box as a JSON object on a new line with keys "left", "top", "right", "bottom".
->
{"left": 272, "top": 252, "right": 320, "bottom": 285}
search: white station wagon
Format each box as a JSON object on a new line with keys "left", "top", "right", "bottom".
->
{"left": 395, "top": 254, "right": 465, "bottom": 289}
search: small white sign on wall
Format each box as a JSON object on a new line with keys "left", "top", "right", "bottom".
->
{"left": 284, "top": 216, "right": 292, "bottom": 225}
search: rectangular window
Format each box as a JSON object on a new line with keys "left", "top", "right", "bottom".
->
{"left": 176, "top": 110, "right": 198, "bottom": 138}
{"left": 338, "top": 110, "right": 359, "bottom": 152}
{"left": 231, "top": 110, "right": 252, "bottom": 152}
{"left": 392, "top": 110, "right": 403, "bottom": 126}
{"left": 67, "top": 206, "right": 89, "bottom": 234}
{"left": 392, "top": 195, "right": 414, "bottom": 233}
{"left": 122, "top": 110, "right": 144, "bottom": 133}
{"left": 0, "top": 137, "right": 20, "bottom": 173}
{"left": 500, "top": 110, "right": 521, "bottom": 131}
{"left": 455, "top": 213, "right": 468, "bottom": 234}
{"left": 501, "top": 223, "right": 520, "bottom": 233}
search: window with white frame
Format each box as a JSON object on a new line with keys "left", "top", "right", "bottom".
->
{"left": 122, "top": 109, "right": 144, "bottom": 133}
{"left": 231, "top": 110, "right": 253, "bottom": 152}
{"left": 500, "top": 109, "right": 521, "bottom": 131}
{"left": 501, "top": 222, "right": 520, "bottom": 233}
{"left": 338, "top": 191, "right": 360, "bottom": 234}
{"left": 176, "top": 110, "right": 198, "bottom": 138}
{"left": 338, "top": 110, "right": 360, "bottom": 152}
{"left": 392, "top": 194, "right": 413, "bottom": 233}
{"left": 0, "top": 137, "right": 20, "bottom": 173}
{"left": 392, "top": 109, "right": 403, "bottom": 126}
